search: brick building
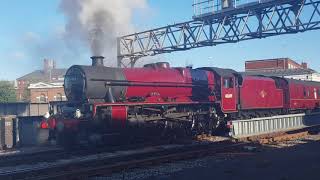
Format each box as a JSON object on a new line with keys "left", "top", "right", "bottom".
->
{"left": 245, "top": 58, "right": 308, "bottom": 72}
{"left": 16, "top": 59, "right": 67, "bottom": 102}
{"left": 244, "top": 58, "right": 320, "bottom": 82}
{"left": 28, "top": 82, "right": 66, "bottom": 103}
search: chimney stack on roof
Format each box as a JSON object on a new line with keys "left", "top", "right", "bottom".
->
{"left": 44, "top": 59, "right": 56, "bottom": 72}
{"left": 301, "top": 62, "right": 308, "bottom": 69}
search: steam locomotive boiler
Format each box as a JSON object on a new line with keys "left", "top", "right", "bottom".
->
{"left": 44, "top": 56, "right": 320, "bottom": 146}
{"left": 47, "top": 56, "right": 221, "bottom": 146}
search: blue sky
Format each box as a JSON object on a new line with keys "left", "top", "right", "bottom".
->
{"left": 0, "top": 0, "right": 319, "bottom": 80}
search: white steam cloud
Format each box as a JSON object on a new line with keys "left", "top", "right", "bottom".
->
{"left": 59, "top": 0, "right": 147, "bottom": 65}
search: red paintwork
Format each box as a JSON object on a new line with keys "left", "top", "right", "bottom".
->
{"left": 123, "top": 67, "right": 193, "bottom": 103}
{"left": 111, "top": 106, "right": 127, "bottom": 127}
{"left": 48, "top": 118, "right": 56, "bottom": 129}
{"left": 287, "top": 81, "right": 320, "bottom": 110}
{"left": 240, "top": 76, "right": 284, "bottom": 110}
{"left": 61, "top": 119, "right": 80, "bottom": 131}
{"left": 40, "top": 118, "right": 56, "bottom": 129}
{"left": 40, "top": 121, "right": 49, "bottom": 129}
{"left": 207, "top": 71, "right": 215, "bottom": 101}
{"left": 221, "top": 77, "right": 237, "bottom": 112}
{"left": 92, "top": 101, "right": 212, "bottom": 116}
{"left": 55, "top": 63, "right": 320, "bottom": 138}
{"left": 44, "top": 116, "right": 79, "bottom": 131}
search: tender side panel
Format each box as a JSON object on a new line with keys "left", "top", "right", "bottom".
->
{"left": 288, "top": 81, "right": 320, "bottom": 110}
{"left": 240, "top": 76, "right": 284, "bottom": 110}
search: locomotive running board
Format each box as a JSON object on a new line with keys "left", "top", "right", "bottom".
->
{"left": 228, "top": 112, "right": 320, "bottom": 138}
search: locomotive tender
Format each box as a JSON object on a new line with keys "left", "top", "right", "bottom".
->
{"left": 44, "top": 56, "right": 320, "bottom": 146}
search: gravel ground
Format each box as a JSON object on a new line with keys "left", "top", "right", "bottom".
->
{"left": 94, "top": 134, "right": 320, "bottom": 180}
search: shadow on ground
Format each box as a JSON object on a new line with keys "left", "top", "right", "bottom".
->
{"left": 100, "top": 135, "right": 320, "bottom": 180}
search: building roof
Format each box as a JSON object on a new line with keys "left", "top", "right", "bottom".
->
{"left": 286, "top": 78, "right": 320, "bottom": 86}
{"left": 17, "top": 69, "right": 67, "bottom": 82}
{"left": 243, "top": 68, "right": 317, "bottom": 77}
{"left": 246, "top": 57, "right": 291, "bottom": 63}
{"left": 28, "top": 82, "right": 64, "bottom": 89}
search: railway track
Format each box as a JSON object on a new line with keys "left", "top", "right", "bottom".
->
{"left": 0, "top": 139, "right": 178, "bottom": 168}
{"left": 0, "top": 148, "right": 64, "bottom": 168}
{"left": 2, "top": 125, "right": 315, "bottom": 169}
{"left": 0, "top": 124, "right": 318, "bottom": 179}
{"left": 0, "top": 140, "right": 250, "bottom": 180}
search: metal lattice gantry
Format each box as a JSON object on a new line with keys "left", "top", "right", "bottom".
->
{"left": 117, "top": 0, "right": 320, "bottom": 67}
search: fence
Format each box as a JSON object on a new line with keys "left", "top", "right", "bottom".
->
{"left": 0, "top": 103, "right": 50, "bottom": 117}
{"left": 193, "top": 0, "right": 269, "bottom": 17}
{"left": 0, "top": 102, "right": 69, "bottom": 149}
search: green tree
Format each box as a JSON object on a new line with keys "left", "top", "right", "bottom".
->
{"left": 0, "top": 81, "right": 16, "bottom": 103}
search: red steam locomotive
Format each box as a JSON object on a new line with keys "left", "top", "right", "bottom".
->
{"left": 43, "top": 56, "right": 320, "bottom": 146}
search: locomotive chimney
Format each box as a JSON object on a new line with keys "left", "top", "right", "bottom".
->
{"left": 91, "top": 56, "right": 105, "bottom": 67}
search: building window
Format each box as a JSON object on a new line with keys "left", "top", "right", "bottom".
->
{"left": 39, "top": 94, "right": 47, "bottom": 103}
{"left": 55, "top": 93, "right": 63, "bottom": 101}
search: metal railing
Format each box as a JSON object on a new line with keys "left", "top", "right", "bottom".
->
{"left": 229, "top": 112, "right": 320, "bottom": 138}
{"left": 193, "top": 0, "right": 268, "bottom": 17}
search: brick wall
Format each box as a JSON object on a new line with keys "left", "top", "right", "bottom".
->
{"left": 0, "top": 103, "right": 50, "bottom": 116}
{"left": 245, "top": 59, "right": 286, "bottom": 71}
{"left": 287, "top": 59, "right": 304, "bottom": 69}
{"left": 16, "top": 80, "right": 30, "bottom": 101}
{"left": 245, "top": 58, "right": 306, "bottom": 72}
{"left": 30, "top": 87, "right": 66, "bottom": 103}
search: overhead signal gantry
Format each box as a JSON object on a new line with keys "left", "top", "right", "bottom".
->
{"left": 117, "top": 0, "right": 320, "bottom": 67}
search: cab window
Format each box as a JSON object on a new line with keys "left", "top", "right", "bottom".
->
{"left": 223, "top": 77, "right": 233, "bottom": 89}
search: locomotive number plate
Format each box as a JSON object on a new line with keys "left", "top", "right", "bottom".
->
{"left": 225, "top": 94, "right": 233, "bottom": 99}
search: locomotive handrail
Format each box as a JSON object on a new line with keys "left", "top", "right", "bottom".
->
{"left": 91, "top": 78, "right": 215, "bottom": 88}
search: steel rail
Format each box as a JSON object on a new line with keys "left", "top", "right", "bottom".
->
{"left": 2, "top": 124, "right": 320, "bottom": 179}
{"left": 0, "top": 141, "right": 249, "bottom": 179}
